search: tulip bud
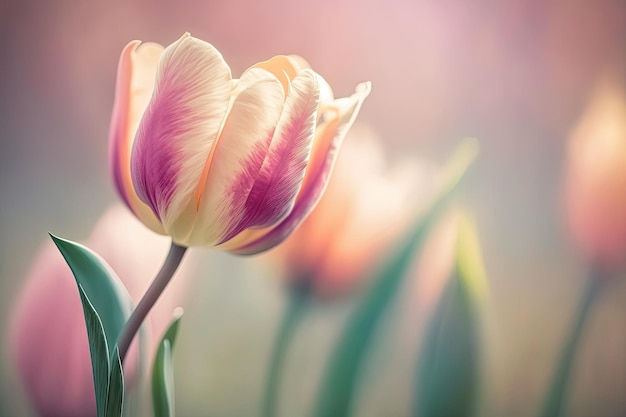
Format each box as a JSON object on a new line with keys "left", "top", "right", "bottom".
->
{"left": 564, "top": 75, "right": 626, "bottom": 267}
{"left": 8, "top": 205, "right": 188, "bottom": 416}
{"left": 268, "top": 124, "right": 438, "bottom": 297}
{"left": 109, "top": 33, "right": 370, "bottom": 251}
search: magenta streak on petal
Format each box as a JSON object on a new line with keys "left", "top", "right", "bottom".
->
{"left": 132, "top": 84, "right": 201, "bottom": 221}
{"left": 220, "top": 133, "right": 274, "bottom": 233}
{"left": 230, "top": 129, "right": 340, "bottom": 255}
{"left": 218, "top": 100, "right": 316, "bottom": 244}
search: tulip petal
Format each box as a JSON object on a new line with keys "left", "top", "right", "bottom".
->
{"left": 223, "top": 81, "right": 371, "bottom": 254}
{"left": 251, "top": 55, "right": 301, "bottom": 94}
{"left": 286, "top": 55, "right": 311, "bottom": 71}
{"left": 218, "top": 70, "right": 320, "bottom": 244}
{"left": 109, "top": 40, "right": 166, "bottom": 234}
{"left": 132, "top": 33, "right": 232, "bottom": 234}
{"left": 184, "top": 68, "right": 285, "bottom": 246}
{"left": 316, "top": 73, "right": 335, "bottom": 107}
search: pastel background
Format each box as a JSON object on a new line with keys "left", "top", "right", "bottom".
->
{"left": 1, "top": 1, "right": 625, "bottom": 416}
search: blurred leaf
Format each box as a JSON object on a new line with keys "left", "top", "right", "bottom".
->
{"left": 105, "top": 347, "right": 124, "bottom": 417}
{"left": 76, "top": 284, "right": 110, "bottom": 417}
{"left": 313, "top": 139, "right": 479, "bottom": 417}
{"left": 50, "top": 234, "right": 134, "bottom": 355}
{"left": 413, "top": 212, "right": 486, "bottom": 417}
{"left": 152, "top": 309, "right": 184, "bottom": 417}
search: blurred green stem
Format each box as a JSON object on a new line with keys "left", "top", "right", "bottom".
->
{"left": 540, "top": 267, "right": 604, "bottom": 417}
{"left": 312, "top": 138, "right": 478, "bottom": 417}
{"left": 262, "top": 282, "right": 310, "bottom": 417}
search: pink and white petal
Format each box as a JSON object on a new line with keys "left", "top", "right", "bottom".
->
{"left": 131, "top": 33, "right": 232, "bottom": 237}
{"left": 216, "top": 70, "right": 320, "bottom": 244}
{"left": 181, "top": 68, "right": 285, "bottom": 246}
{"left": 316, "top": 73, "right": 335, "bottom": 107}
{"left": 303, "top": 82, "right": 371, "bottom": 194}
{"left": 286, "top": 55, "right": 311, "bottom": 71}
{"left": 248, "top": 55, "right": 301, "bottom": 95}
{"left": 224, "top": 81, "right": 371, "bottom": 255}
{"left": 109, "top": 40, "right": 165, "bottom": 233}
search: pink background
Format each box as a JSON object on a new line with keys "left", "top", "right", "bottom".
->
{"left": 1, "top": 1, "right": 625, "bottom": 416}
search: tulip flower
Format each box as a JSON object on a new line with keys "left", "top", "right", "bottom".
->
{"left": 564, "top": 75, "right": 626, "bottom": 267}
{"left": 270, "top": 124, "right": 437, "bottom": 297}
{"left": 8, "top": 205, "right": 188, "bottom": 417}
{"left": 110, "top": 32, "right": 370, "bottom": 251}
{"left": 547, "top": 75, "right": 626, "bottom": 417}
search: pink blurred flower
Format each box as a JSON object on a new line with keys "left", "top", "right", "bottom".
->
{"left": 109, "top": 32, "right": 370, "bottom": 251}
{"left": 269, "top": 124, "right": 437, "bottom": 297}
{"left": 8, "top": 205, "right": 188, "bottom": 417}
{"left": 564, "top": 75, "right": 626, "bottom": 267}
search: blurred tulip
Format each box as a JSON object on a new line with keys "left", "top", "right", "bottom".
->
{"left": 110, "top": 32, "right": 370, "bottom": 251}
{"left": 564, "top": 75, "right": 626, "bottom": 267}
{"left": 269, "top": 124, "right": 437, "bottom": 297}
{"left": 8, "top": 205, "right": 188, "bottom": 417}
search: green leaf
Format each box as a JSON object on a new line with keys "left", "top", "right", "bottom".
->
{"left": 152, "top": 309, "right": 184, "bottom": 417}
{"left": 105, "top": 347, "right": 124, "bottom": 417}
{"left": 413, "top": 212, "right": 487, "bottom": 417}
{"left": 50, "top": 234, "right": 134, "bottom": 417}
{"left": 50, "top": 234, "right": 134, "bottom": 355}
{"left": 313, "top": 138, "right": 479, "bottom": 417}
{"left": 76, "top": 284, "right": 111, "bottom": 417}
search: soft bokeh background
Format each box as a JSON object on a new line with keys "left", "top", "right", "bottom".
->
{"left": 1, "top": 1, "right": 625, "bottom": 416}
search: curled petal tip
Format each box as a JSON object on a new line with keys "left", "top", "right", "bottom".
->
{"left": 287, "top": 55, "right": 311, "bottom": 71}
{"left": 356, "top": 81, "right": 372, "bottom": 95}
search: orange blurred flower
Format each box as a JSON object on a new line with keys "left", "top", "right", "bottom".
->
{"left": 564, "top": 75, "right": 626, "bottom": 267}
{"left": 269, "top": 124, "right": 437, "bottom": 297}
{"left": 8, "top": 205, "right": 189, "bottom": 417}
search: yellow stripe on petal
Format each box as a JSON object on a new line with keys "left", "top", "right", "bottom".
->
{"left": 249, "top": 55, "right": 300, "bottom": 96}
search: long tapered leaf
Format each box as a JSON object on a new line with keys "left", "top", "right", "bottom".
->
{"left": 50, "top": 234, "right": 134, "bottom": 417}
{"left": 50, "top": 234, "right": 134, "bottom": 354}
{"left": 313, "top": 138, "right": 479, "bottom": 417}
{"left": 106, "top": 347, "right": 125, "bottom": 417}
{"left": 77, "top": 284, "right": 110, "bottom": 417}
{"left": 152, "top": 309, "right": 184, "bottom": 417}
{"left": 414, "top": 213, "right": 487, "bottom": 417}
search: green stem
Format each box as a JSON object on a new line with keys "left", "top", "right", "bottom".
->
{"left": 262, "top": 283, "right": 310, "bottom": 417}
{"left": 118, "top": 242, "right": 187, "bottom": 364}
{"left": 540, "top": 267, "right": 604, "bottom": 417}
